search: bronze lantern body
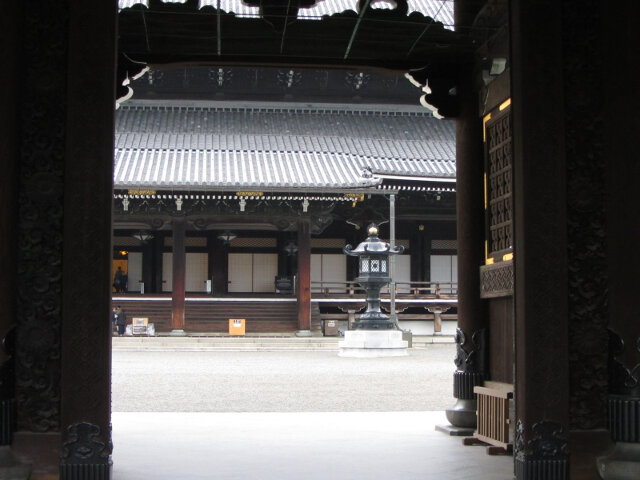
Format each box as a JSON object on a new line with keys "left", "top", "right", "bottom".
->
{"left": 344, "top": 224, "right": 404, "bottom": 330}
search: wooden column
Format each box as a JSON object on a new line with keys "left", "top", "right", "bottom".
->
{"left": 296, "top": 220, "right": 311, "bottom": 335}
{"left": 597, "top": 2, "right": 640, "bottom": 476}
{"left": 409, "top": 226, "right": 423, "bottom": 282}
{"left": 0, "top": 0, "right": 21, "bottom": 448}
{"left": 171, "top": 219, "right": 187, "bottom": 333}
{"left": 142, "top": 239, "right": 154, "bottom": 294}
{"left": 58, "top": 0, "right": 117, "bottom": 477}
{"left": 445, "top": 64, "right": 488, "bottom": 429}
{"left": 511, "top": 1, "right": 569, "bottom": 477}
{"left": 276, "top": 232, "right": 287, "bottom": 276}
{"left": 209, "top": 233, "right": 228, "bottom": 295}
{"left": 154, "top": 234, "right": 164, "bottom": 293}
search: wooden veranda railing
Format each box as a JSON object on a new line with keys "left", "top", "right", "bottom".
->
{"left": 310, "top": 280, "right": 458, "bottom": 299}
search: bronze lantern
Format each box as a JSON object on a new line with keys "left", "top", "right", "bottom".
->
{"left": 344, "top": 224, "right": 404, "bottom": 330}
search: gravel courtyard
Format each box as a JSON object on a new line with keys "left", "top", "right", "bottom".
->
{"left": 112, "top": 344, "right": 456, "bottom": 412}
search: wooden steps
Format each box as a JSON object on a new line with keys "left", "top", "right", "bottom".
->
{"left": 112, "top": 298, "right": 301, "bottom": 334}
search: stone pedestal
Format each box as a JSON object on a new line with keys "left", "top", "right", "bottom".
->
{"left": 338, "top": 330, "right": 408, "bottom": 358}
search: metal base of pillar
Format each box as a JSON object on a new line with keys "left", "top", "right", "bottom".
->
{"left": 0, "top": 399, "right": 15, "bottom": 445}
{"left": 435, "top": 424, "right": 475, "bottom": 436}
{"left": 445, "top": 398, "right": 477, "bottom": 429}
{"left": 597, "top": 442, "right": 640, "bottom": 480}
{"left": 0, "top": 447, "right": 31, "bottom": 480}
{"left": 515, "top": 456, "right": 568, "bottom": 480}
{"left": 295, "top": 330, "right": 313, "bottom": 337}
{"left": 168, "top": 329, "right": 187, "bottom": 336}
{"left": 60, "top": 460, "right": 112, "bottom": 480}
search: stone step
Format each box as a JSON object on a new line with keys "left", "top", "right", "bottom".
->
{"left": 111, "top": 334, "right": 454, "bottom": 351}
{"left": 112, "top": 336, "right": 340, "bottom": 351}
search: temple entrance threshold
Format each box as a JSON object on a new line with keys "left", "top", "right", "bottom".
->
{"left": 112, "top": 412, "right": 512, "bottom": 480}
{"left": 110, "top": 347, "right": 512, "bottom": 480}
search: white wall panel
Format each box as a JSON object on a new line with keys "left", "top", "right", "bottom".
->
{"left": 430, "top": 255, "right": 456, "bottom": 284}
{"left": 126, "top": 252, "right": 143, "bottom": 293}
{"left": 186, "top": 253, "right": 208, "bottom": 292}
{"left": 311, "top": 254, "right": 322, "bottom": 283}
{"left": 228, "top": 253, "right": 252, "bottom": 292}
{"left": 451, "top": 255, "right": 458, "bottom": 289}
{"left": 252, "top": 253, "right": 278, "bottom": 292}
{"left": 321, "top": 254, "right": 346, "bottom": 284}
{"left": 162, "top": 252, "right": 172, "bottom": 292}
{"left": 393, "top": 255, "right": 411, "bottom": 293}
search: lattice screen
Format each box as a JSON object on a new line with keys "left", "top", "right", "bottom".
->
{"left": 230, "top": 237, "right": 277, "bottom": 248}
{"left": 431, "top": 239, "right": 457, "bottom": 250}
{"left": 485, "top": 109, "right": 513, "bottom": 258}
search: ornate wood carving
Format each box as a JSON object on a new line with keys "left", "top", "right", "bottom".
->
{"left": 479, "top": 260, "right": 513, "bottom": 298}
{"left": 514, "top": 419, "right": 569, "bottom": 479}
{"left": 15, "top": 0, "right": 67, "bottom": 432}
{"left": 59, "top": 0, "right": 117, "bottom": 465}
{"left": 60, "top": 422, "right": 112, "bottom": 479}
{"left": 453, "top": 328, "right": 488, "bottom": 399}
{"left": 561, "top": 0, "right": 608, "bottom": 432}
{"left": 608, "top": 330, "right": 640, "bottom": 397}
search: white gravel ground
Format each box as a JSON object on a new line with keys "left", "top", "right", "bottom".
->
{"left": 112, "top": 344, "right": 456, "bottom": 412}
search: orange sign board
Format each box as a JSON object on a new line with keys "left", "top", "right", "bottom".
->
{"left": 228, "top": 318, "right": 246, "bottom": 336}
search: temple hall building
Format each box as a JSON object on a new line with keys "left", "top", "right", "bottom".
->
{"left": 111, "top": 68, "right": 459, "bottom": 335}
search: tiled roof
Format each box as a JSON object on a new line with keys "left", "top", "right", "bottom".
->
{"left": 118, "top": 0, "right": 455, "bottom": 27}
{"left": 114, "top": 102, "right": 456, "bottom": 192}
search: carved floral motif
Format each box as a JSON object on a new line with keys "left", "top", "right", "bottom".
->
{"left": 608, "top": 330, "right": 640, "bottom": 396}
{"left": 61, "top": 422, "right": 111, "bottom": 464}
{"left": 454, "top": 327, "right": 487, "bottom": 373}
{"left": 562, "top": 0, "right": 608, "bottom": 431}
{"left": 515, "top": 419, "right": 568, "bottom": 461}
{"left": 15, "top": 0, "right": 67, "bottom": 432}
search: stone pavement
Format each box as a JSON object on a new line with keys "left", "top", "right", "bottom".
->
{"left": 112, "top": 346, "right": 457, "bottom": 412}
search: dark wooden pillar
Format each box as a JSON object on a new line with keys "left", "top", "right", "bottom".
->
{"left": 422, "top": 227, "right": 431, "bottom": 282}
{"left": 154, "top": 234, "right": 164, "bottom": 293}
{"left": 296, "top": 220, "right": 312, "bottom": 335}
{"left": 209, "top": 233, "right": 228, "bottom": 295}
{"left": 0, "top": 0, "right": 21, "bottom": 448}
{"left": 410, "top": 225, "right": 424, "bottom": 282}
{"left": 58, "top": 0, "right": 117, "bottom": 477}
{"left": 171, "top": 219, "right": 187, "bottom": 333}
{"left": 446, "top": 65, "right": 488, "bottom": 429}
{"left": 511, "top": 1, "right": 569, "bottom": 477}
{"left": 276, "top": 232, "right": 287, "bottom": 276}
{"left": 597, "top": 2, "right": 640, "bottom": 476}
{"left": 142, "top": 239, "right": 154, "bottom": 294}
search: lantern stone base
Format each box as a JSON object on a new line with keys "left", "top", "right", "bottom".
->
{"left": 338, "top": 330, "right": 409, "bottom": 357}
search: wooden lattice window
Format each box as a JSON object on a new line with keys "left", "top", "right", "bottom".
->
{"left": 484, "top": 105, "right": 513, "bottom": 262}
